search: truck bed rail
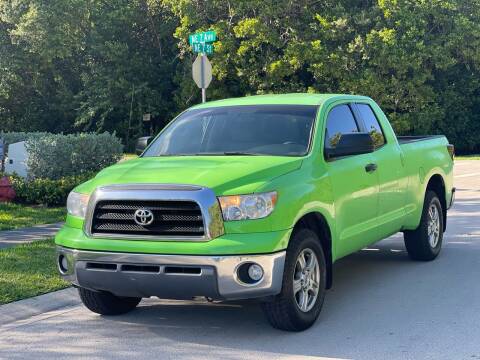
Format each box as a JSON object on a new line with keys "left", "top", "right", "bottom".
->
{"left": 397, "top": 135, "right": 445, "bottom": 145}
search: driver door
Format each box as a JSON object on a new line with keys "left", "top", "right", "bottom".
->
{"left": 324, "top": 104, "right": 380, "bottom": 259}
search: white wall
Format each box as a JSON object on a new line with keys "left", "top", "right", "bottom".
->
{"left": 5, "top": 141, "right": 29, "bottom": 178}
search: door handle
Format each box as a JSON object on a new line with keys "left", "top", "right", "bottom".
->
{"left": 365, "top": 163, "right": 378, "bottom": 173}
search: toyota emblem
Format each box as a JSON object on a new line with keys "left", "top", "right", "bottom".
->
{"left": 134, "top": 209, "right": 154, "bottom": 226}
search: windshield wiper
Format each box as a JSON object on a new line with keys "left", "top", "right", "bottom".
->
{"left": 154, "top": 152, "right": 262, "bottom": 157}
{"left": 223, "top": 151, "right": 262, "bottom": 156}
{"left": 194, "top": 151, "right": 262, "bottom": 156}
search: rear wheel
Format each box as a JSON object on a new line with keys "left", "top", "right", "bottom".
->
{"left": 404, "top": 190, "right": 444, "bottom": 261}
{"left": 262, "top": 228, "right": 327, "bottom": 331}
{"left": 78, "top": 287, "right": 141, "bottom": 315}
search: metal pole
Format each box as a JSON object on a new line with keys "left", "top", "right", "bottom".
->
{"left": 127, "top": 84, "right": 135, "bottom": 148}
{"left": 201, "top": 53, "right": 206, "bottom": 103}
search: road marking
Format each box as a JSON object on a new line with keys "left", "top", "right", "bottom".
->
{"left": 455, "top": 172, "right": 480, "bottom": 178}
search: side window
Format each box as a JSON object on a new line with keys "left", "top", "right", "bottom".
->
{"left": 356, "top": 104, "right": 386, "bottom": 148}
{"left": 324, "top": 104, "right": 359, "bottom": 150}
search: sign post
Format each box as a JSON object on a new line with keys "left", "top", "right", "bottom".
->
{"left": 192, "top": 54, "right": 212, "bottom": 103}
{"left": 189, "top": 30, "right": 217, "bottom": 103}
{"left": 0, "top": 138, "right": 4, "bottom": 172}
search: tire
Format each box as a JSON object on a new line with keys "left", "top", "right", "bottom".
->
{"left": 404, "top": 190, "right": 444, "bottom": 261}
{"left": 78, "top": 287, "right": 141, "bottom": 315}
{"left": 262, "top": 228, "right": 327, "bottom": 332}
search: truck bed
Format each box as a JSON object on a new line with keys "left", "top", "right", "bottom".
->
{"left": 397, "top": 135, "right": 445, "bottom": 145}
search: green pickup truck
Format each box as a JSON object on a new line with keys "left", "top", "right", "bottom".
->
{"left": 56, "top": 94, "right": 455, "bottom": 331}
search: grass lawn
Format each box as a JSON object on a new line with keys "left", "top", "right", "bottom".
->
{"left": 456, "top": 155, "right": 480, "bottom": 160}
{"left": 0, "top": 239, "right": 69, "bottom": 305}
{"left": 0, "top": 203, "right": 66, "bottom": 231}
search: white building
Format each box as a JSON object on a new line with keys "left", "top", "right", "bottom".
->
{"left": 5, "top": 141, "right": 29, "bottom": 178}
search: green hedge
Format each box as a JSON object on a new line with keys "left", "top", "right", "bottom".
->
{"left": 1, "top": 132, "right": 122, "bottom": 205}
{"left": 24, "top": 132, "right": 123, "bottom": 180}
{"left": 1, "top": 132, "right": 123, "bottom": 179}
{"left": 0, "top": 132, "right": 49, "bottom": 154}
{"left": 9, "top": 172, "right": 95, "bottom": 206}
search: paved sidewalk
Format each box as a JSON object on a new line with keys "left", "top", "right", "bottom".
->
{"left": 0, "top": 222, "right": 63, "bottom": 249}
{"left": 0, "top": 288, "right": 79, "bottom": 328}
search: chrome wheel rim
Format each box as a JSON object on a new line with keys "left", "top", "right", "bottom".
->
{"left": 293, "top": 248, "right": 320, "bottom": 313}
{"left": 427, "top": 204, "right": 441, "bottom": 248}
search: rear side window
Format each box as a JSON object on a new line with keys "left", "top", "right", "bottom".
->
{"left": 356, "top": 104, "right": 385, "bottom": 148}
{"left": 324, "top": 105, "right": 359, "bottom": 149}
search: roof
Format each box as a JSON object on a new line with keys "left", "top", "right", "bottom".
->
{"left": 191, "top": 93, "right": 370, "bottom": 109}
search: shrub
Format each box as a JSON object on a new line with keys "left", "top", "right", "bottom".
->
{"left": 0, "top": 132, "right": 50, "bottom": 154}
{"left": 25, "top": 132, "right": 123, "bottom": 179}
{"left": 9, "top": 172, "right": 96, "bottom": 206}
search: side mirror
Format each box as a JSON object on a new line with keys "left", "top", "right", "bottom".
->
{"left": 135, "top": 136, "right": 153, "bottom": 155}
{"left": 325, "top": 133, "right": 375, "bottom": 160}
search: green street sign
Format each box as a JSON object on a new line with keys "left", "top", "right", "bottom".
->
{"left": 192, "top": 43, "right": 214, "bottom": 54}
{"left": 189, "top": 31, "right": 217, "bottom": 45}
{"left": 189, "top": 30, "right": 217, "bottom": 102}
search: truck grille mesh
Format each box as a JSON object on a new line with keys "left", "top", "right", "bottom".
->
{"left": 91, "top": 200, "right": 205, "bottom": 237}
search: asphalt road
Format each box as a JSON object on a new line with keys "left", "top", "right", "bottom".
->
{"left": 1, "top": 160, "right": 479, "bottom": 360}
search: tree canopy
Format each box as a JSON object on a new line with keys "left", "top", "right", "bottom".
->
{"left": 1, "top": 0, "right": 479, "bottom": 153}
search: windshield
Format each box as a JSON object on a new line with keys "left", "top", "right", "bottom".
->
{"left": 143, "top": 105, "right": 318, "bottom": 157}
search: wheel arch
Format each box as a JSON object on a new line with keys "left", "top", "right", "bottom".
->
{"left": 293, "top": 212, "right": 333, "bottom": 289}
{"left": 425, "top": 174, "right": 447, "bottom": 231}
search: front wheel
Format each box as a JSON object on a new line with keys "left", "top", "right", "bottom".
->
{"left": 78, "top": 287, "right": 141, "bottom": 315}
{"left": 262, "top": 228, "right": 327, "bottom": 331}
{"left": 404, "top": 190, "right": 444, "bottom": 261}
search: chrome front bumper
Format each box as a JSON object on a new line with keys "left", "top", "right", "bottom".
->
{"left": 57, "top": 247, "right": 286, "bottom": 300}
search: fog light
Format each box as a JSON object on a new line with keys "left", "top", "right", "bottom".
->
{"left": 248, "top": 264, "right": 264, "bottom": 282}
{"left": 236, "top": 262, "right": 264, "bottom": 285}
{"left": 58, "top": 255, "right": 68, "bottom": 274}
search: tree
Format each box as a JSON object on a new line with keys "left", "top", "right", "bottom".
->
{"left": 165, "top": 0, "right": 480, "bottom": 153}
{"left": 1, "top": 0, "right": 479, "bottom": 153}
{"left": 0, "top": 0, "right": 179, "bottom": 149}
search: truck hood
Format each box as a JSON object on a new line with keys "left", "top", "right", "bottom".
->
{"left": 76, "top": 156, "right": 303, "bottom": 195}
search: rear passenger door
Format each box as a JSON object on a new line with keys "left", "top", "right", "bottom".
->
{"left": 324, "top": 104, "right": 380, "bottom": 259}
{"left": 353, "top": 103, "right": 406, "bottom": 237}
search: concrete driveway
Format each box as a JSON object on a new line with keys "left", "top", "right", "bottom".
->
{"left": 1, "top": 160, "right": 479, "bottom": 360}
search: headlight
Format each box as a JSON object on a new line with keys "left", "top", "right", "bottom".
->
{"left": 218, "top": 192, "right": 277, "bottom": 221}
{"left": 66, "top": 191, "right": 90, "bottom": 218}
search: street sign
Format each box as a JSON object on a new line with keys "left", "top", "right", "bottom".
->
{"left": 192, "top": 43, "right": 214, "bottom": 54}
{"left": 189, "top": 31, "right": 217, "bottom": 45}
{"left": 192, "top": 54, "right": 212, "bottom": 89}
{"left": 189, "top": 30, "right": 217, "bottom": 103}
{"left": 142, "top": 113, "right": 151, "bottom": 122}
{"left": 192, "top": 54, "right": 212, "bottom": 103}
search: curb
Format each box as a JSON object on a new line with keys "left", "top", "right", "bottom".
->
{"left": 0, "top": 287, "right": 80, "bottom": 327}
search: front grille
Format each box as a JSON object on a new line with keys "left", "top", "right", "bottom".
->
{"left": 91, "top": 200, "right": 205, "bottom": 237}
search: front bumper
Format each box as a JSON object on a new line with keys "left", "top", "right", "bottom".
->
{"left": 57, "top": 246, "right": 286, "bottom": 301}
